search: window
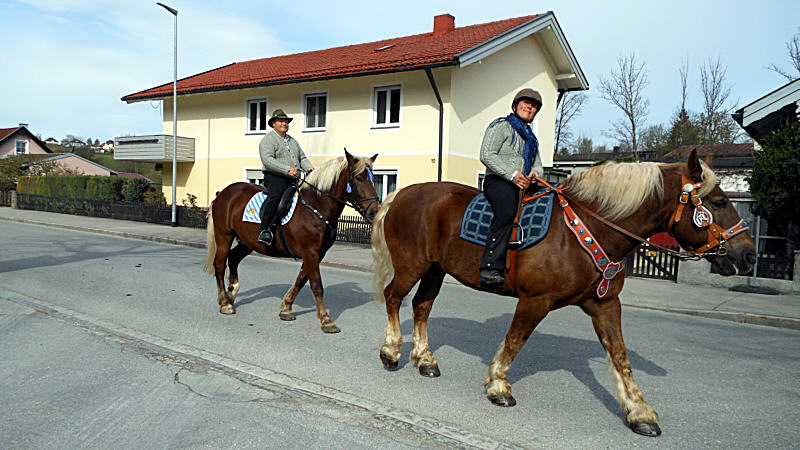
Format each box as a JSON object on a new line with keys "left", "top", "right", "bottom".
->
{"left": 303, "top": 92, "right": 327, "bottom": 131}
{"left": 246, "top": 98, "right": 268, "bottom": 133}
{"left": 373, "top": 170, "right": 397, "bottom": 201}
{"left": 15, "top": 140, "right": 28, "bottom": 155}
{"left": 372, "top": 85, "right": 401, "bottom": 127}
{"left": 245, "top": 168, "right": 264, "bottom": 184}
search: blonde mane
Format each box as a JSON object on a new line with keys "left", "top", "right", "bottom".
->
{"left": 563, "top": 161, "right": 664, "bottom": 221}
{"left": 562, "top": 160, "right": 719, "bottom": 221}
{"left": 301, "top": 155, "right": 373, "bottom": 192}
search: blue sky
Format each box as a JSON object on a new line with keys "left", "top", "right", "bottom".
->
{"left": 2, "top": 0, "right": 798, "bottom": 147}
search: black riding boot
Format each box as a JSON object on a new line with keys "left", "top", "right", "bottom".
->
{"left": 258, "top": 195, "right": 275, "bottom": 246}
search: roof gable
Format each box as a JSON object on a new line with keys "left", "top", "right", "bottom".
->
{"left": 123, "top": 13, "right": 587, "bottom": 102}
{"left": 0, "top": 126, "right": 53, "bottom": 153}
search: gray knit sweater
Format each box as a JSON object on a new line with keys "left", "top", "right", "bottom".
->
{"left": 479, "top": 119, "right": 542, "bottom": 181}
{"left": 258, "top": 130, "right": 313, "bottom": 176}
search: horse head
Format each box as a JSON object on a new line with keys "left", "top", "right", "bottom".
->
{"left": 668, "top": 149, "right": 756, "bottom": 275}
{"left": 344, "top": 149, "right": 381, "bottom": 223}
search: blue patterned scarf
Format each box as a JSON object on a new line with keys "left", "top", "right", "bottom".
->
{"left": 505, "top": 113, "right": 538, "bottom": 175}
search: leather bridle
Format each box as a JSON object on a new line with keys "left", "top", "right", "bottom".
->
{"left": 666, "top": 174, "right": 749, "bottom": 256}
{"left": 296, "top": 167, "right": 380, "bottom": 224}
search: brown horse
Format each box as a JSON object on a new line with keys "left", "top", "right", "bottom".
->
{"left": 203, "top": 150, "right": 379, "bottom": 333}
{"left": 371, "top": 150, "right": 755, "bottom": 436}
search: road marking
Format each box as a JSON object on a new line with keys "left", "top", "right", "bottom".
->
{"left": 0, "top": 287, "right": 525, "bottom": 450}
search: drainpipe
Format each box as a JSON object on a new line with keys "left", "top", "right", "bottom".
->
{"left": 425, "top": 68, "right": 444, "bottom": 182}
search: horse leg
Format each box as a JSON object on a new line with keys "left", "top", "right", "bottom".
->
{"left": 410, "top": 265, "right": 446, "bottom": 377}
{"left": 484, "top": 296, "right": 553, "bottom": 407}
{"left": 379, "top": 264, "right": 427, "bottom": 370}
{"left": 279, "top": 265, "right": 308, "bottom": 321}
{"left": 214, "top": 234, "right": 235, "bottom": 315}
{"left": 226, "top": 243, "right": 251, "bottom": 303}
{"left": 302, "top": 256, "right": 339, "bottom": 334}
{"left": 581, "top": 297, "right": 662, "bottom": 437}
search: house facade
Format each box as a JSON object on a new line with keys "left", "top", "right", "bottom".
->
{"left": 121, "top": 12, "right": 588, "bottom": 207}
{"left": 0, "top": 125, "right": 52, "bottom": 159}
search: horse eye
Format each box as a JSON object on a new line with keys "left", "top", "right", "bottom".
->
{"left": 710, "top": 199, "right": 727, "bottom": 208}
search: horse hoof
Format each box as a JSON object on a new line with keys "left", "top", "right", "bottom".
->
{"left": 488, "top": 394, "right": 516, "bottom": 407}
{"left": 219, "top": 305, "right": 235, "bottom": 315}
{"left": 418, "top": 365, "right": 441, "bottom": 377}
{"left": 380, "top": 352, "right": 399, "bottom": 370}
{"left": 279, "top": 311, "right": 296, "bottom": 321}
{"left": 629, "top": 421, "right": 661, "bottom": 437}
{"left": 321, "top": 323, "right": 341, "bottom": 334}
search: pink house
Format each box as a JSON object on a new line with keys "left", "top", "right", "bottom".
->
{"left": 23, "top": 153, "right": 117, "bottom": 176}
{"left": 0, "top": 124, "right": 52, "bottom": 158}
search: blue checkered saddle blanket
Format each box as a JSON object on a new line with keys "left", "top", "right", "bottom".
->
{"left": 459, "top": 191, "right": 555, "bottom": 251}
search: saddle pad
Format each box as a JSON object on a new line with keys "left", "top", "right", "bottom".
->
{"left": 459, "top": 192, "right": 555, "bottom": 251}
{"left": 242, "top": 191, "right": 298, "bottom": 225}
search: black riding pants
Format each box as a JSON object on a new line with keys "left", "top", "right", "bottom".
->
{"left": 259, "top": 173, "right": 293, "bottom": 231}
{"left": 480, "top": 175, "right": 520, "bottom": 272}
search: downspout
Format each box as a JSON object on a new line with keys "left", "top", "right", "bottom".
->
{"left": 425, "top": 68, "right": 444, "bottom": 182}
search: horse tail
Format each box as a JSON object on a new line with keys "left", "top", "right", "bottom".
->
{"left": 202, "top": 202, "right": 216, "bottom": 275}
{"left": 371, "top": 190, "right": 399, "bottom": 302}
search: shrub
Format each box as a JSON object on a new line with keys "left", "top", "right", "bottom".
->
{"left": 122, "top": 178, "right": 152, "bottom": 202}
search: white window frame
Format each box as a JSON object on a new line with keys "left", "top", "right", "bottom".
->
{"left": 371, "top": 84, "right": 402, "bottom": 129}
{"left": 302, "top": 91, "right": 328, "bottom": 133}
{"left": 372, "top": 168, "right": 399, "bottom": 201}
{"left": 244, "top": 167, "right": 264, "bottom": 185}
{"left": 15, "top": 140, "right": 29, "bottom": 155}
{"left": 245, "top": 97, "right": 269, "bottom": 135}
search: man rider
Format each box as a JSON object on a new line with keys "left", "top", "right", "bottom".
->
{"left": 257, "top": 109, "right": 314, "bottom": 245}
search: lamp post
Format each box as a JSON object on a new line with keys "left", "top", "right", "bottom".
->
{"left": 157, "top": 2, "right": 178, "bottom": 227}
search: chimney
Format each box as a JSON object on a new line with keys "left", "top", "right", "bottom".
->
{"left": 433, "top": 14, "right": 455, "bottom": 36}
{"left": 19, "top": 123, "right": 29, "bottom": 129}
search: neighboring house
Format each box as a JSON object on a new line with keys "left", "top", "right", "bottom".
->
{"left": 101, "top": 140, "right": 114, "bottom": 152}
{"left": 733, "top": 77, "right": 800, "bottom": 144}
{"left": 120, "top": 12, "right": 588, "bottom": 207}
{"left": 22, "top": 153, "right": 117, "bottom": 176}
{"left": 662, "top": 143, "right": 757, "bottom": 196}
{"left": 44, "top": 137, "right": 59, "bottom": 146}
{"left": 0, "top": 124, "right": 53, "bottom": 159}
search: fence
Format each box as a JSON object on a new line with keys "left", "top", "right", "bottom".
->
{"left": 12, "top": 193, "right": 372, "bottom": 245}
{"left": 0, "top": 190, "right": 12, "bottom": 207}
{"left": 624, "top": 243, "right": 681, "bottom": 282}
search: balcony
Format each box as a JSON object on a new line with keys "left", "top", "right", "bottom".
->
{"left": 114, "top": 135, "right": 194, "bottom": 162}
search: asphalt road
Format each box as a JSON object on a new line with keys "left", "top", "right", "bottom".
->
{"left": 1, "top": 221, "right": 798, "bottom": 449}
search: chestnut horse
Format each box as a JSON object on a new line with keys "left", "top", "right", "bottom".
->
{"left": 371, "top": 150, "right": 755, "bottom": 436}
{"left": 203, "top": 151, "right": 379, "bottom": 333}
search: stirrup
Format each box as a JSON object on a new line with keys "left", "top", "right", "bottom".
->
{"left": 258, "top": 229, "right": 273, "bottom": 245}
{"left": 508, "top": 223, "right": 525, "bottom": 246}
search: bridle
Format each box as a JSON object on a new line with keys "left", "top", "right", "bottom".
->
{"left": 528, "top": 175, "right": 748, "bottom": 261}
{"left": 666, "top": 173, "right": 749, "bottom": 256}
{"left": 295, "top": 166, "right": 380, "bottom": 225}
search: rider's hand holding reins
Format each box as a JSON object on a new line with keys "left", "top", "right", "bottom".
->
{"left": 512, "top": 171, "right": 531, "bottom": 190}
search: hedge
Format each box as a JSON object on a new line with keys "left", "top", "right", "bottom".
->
{"left": 17, "top": 175, "right": 147, "bottom": 202}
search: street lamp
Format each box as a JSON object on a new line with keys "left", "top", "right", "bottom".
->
{"left": 157, "top": 2, "right": 178, "bottom": 227}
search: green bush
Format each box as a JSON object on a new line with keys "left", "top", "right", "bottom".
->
{"left": 122, "top": 178, "right": 151, "bottom": 202}
{"left": 17, "top": 175, "right": 132, "bottom": 201}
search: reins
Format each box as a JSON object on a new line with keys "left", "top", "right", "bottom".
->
{"left": 528, "top": 176, "right": 744, "bottom": 261}
{"left": 294, "top": 167, "right": 380, "bottom": 226}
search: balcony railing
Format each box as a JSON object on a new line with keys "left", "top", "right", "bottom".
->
{"left": 114, "top": 135, "right": 194, "bottom": 162}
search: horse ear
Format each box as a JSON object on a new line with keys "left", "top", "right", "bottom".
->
{"left": 704, "top": 154, "right": 714, "bottom": 169}
{"left": 687, "top": 148, "right": 703, "bottom": 182}
{"left": 344, "top": 148, "right": 355, "bottom": 165}
{"left": 369, "top": 153, "right": 378, "bottom": 164}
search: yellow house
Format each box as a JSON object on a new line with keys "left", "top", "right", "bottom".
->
{"left": 120, "top": 12, "right": 587, "bottom": 207}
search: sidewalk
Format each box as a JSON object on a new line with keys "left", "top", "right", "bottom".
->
{"left": 2, "top": 206, "right": 798, "bottom": 331}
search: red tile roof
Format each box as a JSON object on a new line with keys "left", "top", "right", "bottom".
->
{"left": 0, "top": 128, "right": 17, "bottom": 140}
{"left": 123, "top": 15, "right": 538, "bottom": 102}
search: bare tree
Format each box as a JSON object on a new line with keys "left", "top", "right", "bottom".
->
{"left": 554, "top": 91, "right": 588, "bottom": 154}
{"left": 767, "top": 29, "right": 800, "bottom": 81}
{"left": 598, "top": 53, "right": 650, "bottom": 158}
{"left": 699, "top": 55, "right": 735, "bottom": 148}
{"left": 679, "top": 56, "right": 689, "bottom": 113}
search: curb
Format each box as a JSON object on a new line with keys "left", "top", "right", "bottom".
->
{"left": 3, "top": 215, "right": 798, "bottom": 332}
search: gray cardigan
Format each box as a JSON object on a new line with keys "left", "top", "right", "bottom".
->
{"left": 258, "top": 130, "right": 313, "bottom": 176}
{"left": 479, "top": 119, "right": 542, "bottom": 181}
